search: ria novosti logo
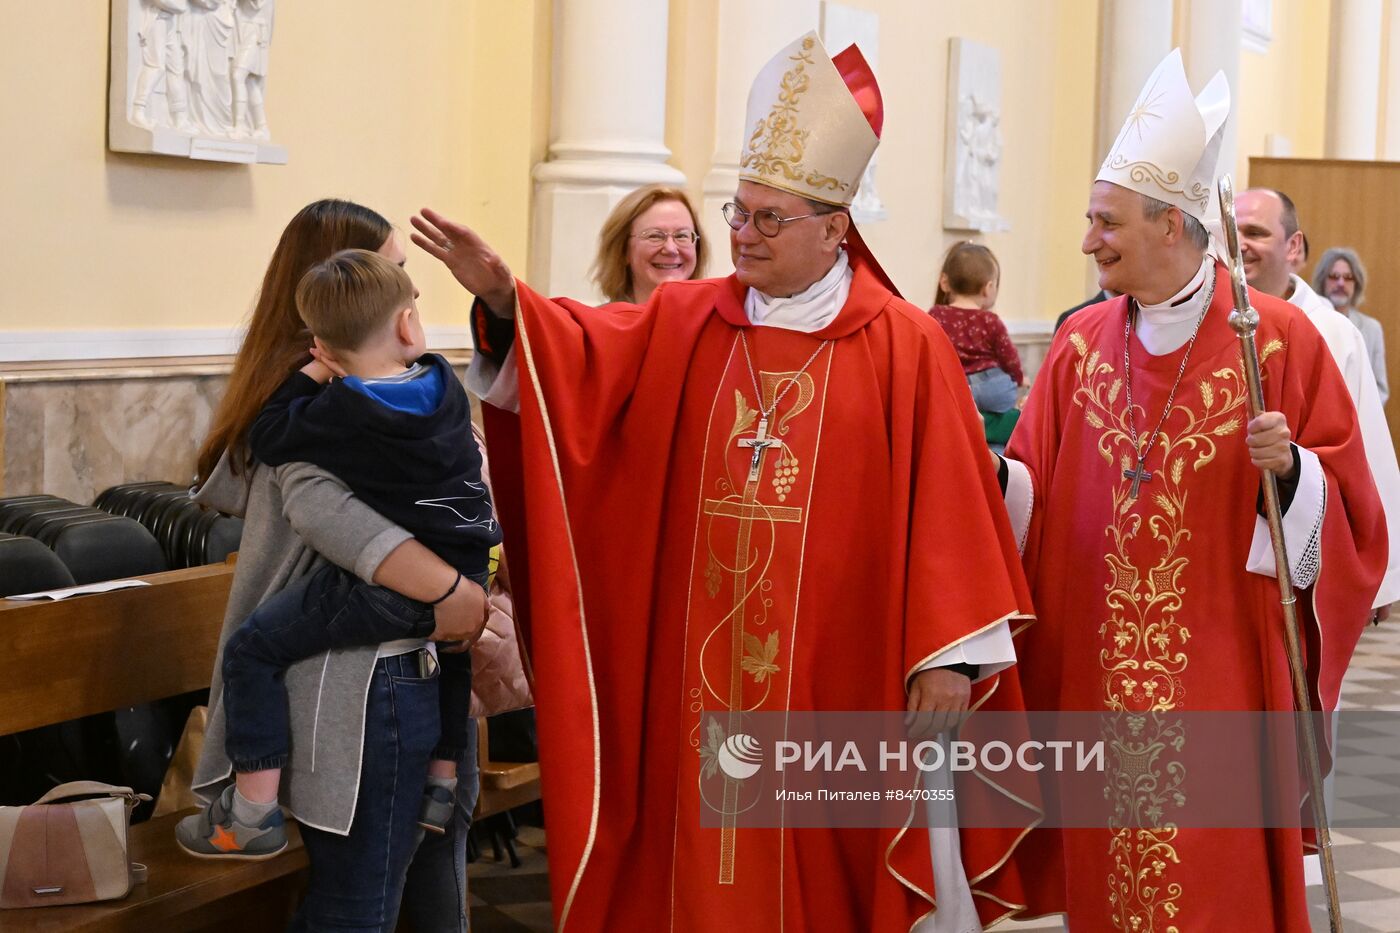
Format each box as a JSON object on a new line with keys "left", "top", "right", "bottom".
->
{"left": 716, "top": 732, "right": 764, "bottom": 780}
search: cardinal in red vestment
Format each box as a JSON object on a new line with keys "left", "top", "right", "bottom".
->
{"left": 413, "top": 32, "right": 1038, "bottom": 933}
{"left": 1001, "top": 50, "right": 1385, "bottom": 931}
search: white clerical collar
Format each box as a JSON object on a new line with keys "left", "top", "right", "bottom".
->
{"left": 1135, "top": 255, "right": 1212, "bottom": 324}
{"left": 745, "top": 250, "right": 852, "bottom": 333}
{"left": 1287, "top": 274, "right": 1315, "bottom": 306}
{"left": 1131, "top": 255, "right": 1213, "bottom": 356}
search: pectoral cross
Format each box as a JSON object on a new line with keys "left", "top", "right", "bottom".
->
{"left": 738, "top": 415, "right": 782, "bottom": 482}
{"left": 1123, "top": 458, "right": 1153, "bottom": 499}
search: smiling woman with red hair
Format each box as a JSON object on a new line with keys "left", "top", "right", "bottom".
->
{"left": 591, "top": 184, "right": 707, "bottom": 303}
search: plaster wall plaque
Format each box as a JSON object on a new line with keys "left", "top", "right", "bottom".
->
{"left": 109, "top": 0, "right": 287, "bottom": 164}
{"left": 942, "top": 38, "right": 1007, "bottom": 233}
{"left": 820, "top": 2, "right": 886, "bottom": 223}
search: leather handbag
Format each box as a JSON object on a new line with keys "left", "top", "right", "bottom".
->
{"left": 0, "top": 781, "right": 150, "bottom": 908}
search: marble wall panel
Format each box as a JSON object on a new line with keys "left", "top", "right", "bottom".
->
{"left": 2, "top": 354, "right": 468, "bottom": 505}
{"left": 1014, "top": 334, "right": 1053, "bottom": 385}
{"left": 4, "top": 384, "right": 45, "bottom": 497}
{"left": 4, "top": 374, "right": 228, "bottom": 504}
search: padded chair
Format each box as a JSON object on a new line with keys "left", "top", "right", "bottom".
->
{"left": 94, "top": 481, "right": 184, "bottom": 512}
{"left": 0, "top": 532, "right": 76, "bottom": 596}
{"left": 0, "top": 495, "right": 68, "bottom": 528}
{"left": 44, "top": 516, "right": 167, "bottom": 585}
{"left": 0, "top": 499, "right": 87, "bottom": 535}
{"left": 202, "top": 515, "right": 243, "bottom": 565}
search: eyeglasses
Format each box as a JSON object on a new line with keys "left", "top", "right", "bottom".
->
{"left": 631, "top": 229, "right": 699, "bottom": 247}
{"left": 721, "top": 202, "right": 831, "bottom": 238}
{"left": 1326, "top": 272, "right": 1356, "bottom": 283}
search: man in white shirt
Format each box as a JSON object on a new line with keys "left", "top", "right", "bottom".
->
{"left": 1237, "top": 187, "right": 1399, "bottom": 621}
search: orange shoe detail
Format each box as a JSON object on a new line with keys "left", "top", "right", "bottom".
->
{"left": 209, "top": 823, "right": 242, "bottom": 852}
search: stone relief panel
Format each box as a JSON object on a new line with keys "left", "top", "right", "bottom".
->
{"left": 943, "top": 38, "right": 1007, "bottom": 233}
{"left": 109, "top": 0, "right": 287, "bottom": 164}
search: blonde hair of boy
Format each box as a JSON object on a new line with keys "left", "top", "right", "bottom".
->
{"left": 295, "top": 248, "right": 415, "bottom": 351}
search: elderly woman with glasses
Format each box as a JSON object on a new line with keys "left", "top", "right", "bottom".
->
{"left": 591, "top": 184, "right": 707, "bottom": 303}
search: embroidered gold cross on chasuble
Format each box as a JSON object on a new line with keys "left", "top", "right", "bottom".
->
{"left": 683, "top": 339, "right": 832, "bottom": 886}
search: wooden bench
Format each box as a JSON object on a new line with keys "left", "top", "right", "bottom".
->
{"left": 0, "top": 561, "right": 309, "bottom": 932}
{"left": 471, "top": 716, "right": 541, "bottom": 868}
{"left": 472, "top": 717, "right": 541, "bottom": 822}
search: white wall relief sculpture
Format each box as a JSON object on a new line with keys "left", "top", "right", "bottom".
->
{"left": 109, "top": 0, "right": 287, "bottom": 164}
{"left": 943, "top": 38, "right": 1007, "bottom": 233}
{"left": 820, "top": 2, "right": 886, "bottom": 223}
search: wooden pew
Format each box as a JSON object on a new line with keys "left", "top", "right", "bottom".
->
{"left": 472, "top": 717, "right": 541, "bottom": 822}
{"left": 0, "top": 560, "right": 309, "bottom": 932}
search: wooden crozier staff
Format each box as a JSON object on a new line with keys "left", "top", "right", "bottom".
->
{"left": 1217, "top": 174, "right": 1343, "bottom": 933}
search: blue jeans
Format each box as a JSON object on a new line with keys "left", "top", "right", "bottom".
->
{"left": 397, "top": 716, "right": 481, "bottom": 933}
{"left": 967, "top": 366, "right": 1019, "bottom": 414}
{"left": 290, "top": 651, "right": 438, "bottom": 932}
{"left": 222, "top": 563, "right": 476, "bottom": 771}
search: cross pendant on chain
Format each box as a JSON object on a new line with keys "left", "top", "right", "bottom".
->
{"left": 1123, "top": 459, "right": 1153, "bottom": 499}
{"left": 738, "top": 415, "right": 783, "bottom": 482}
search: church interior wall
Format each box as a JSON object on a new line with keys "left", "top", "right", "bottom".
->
{"left": 1236, "top": 0, "right": 1332, "bottom": 184}
{"left": 0, "top": 2, "right": 547, "bottom": 497}
{"left": 0, "top": 1, "right": 548, "bottom": 340}
{"left": 0, "top": 0, "right": 1368, "bottom": 495}
{"left": 664, "top": 0, "right": 721, "bottom": 252}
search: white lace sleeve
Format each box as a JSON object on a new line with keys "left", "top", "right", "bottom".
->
{"left": 1002, "top": 457, "right": 1034, "bottom": 554}
{"left": 465, "top": 347, "right": 520, "bottom": 414}
{"left": 913, "top": 621, "right": 1016, "bottom": 683}
{"left": 1246, "top": 446, "right": 1325, "bottom": 589}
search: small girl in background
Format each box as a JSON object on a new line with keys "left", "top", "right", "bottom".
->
{"left": 929, "top": 241, "right": 1023, "bottom": 415}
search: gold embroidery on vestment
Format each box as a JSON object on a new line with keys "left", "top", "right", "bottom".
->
{"left": 695, "top": 361, "right": 822, "bottom": 885}
{"left": 739, "top": 36, "right": 848, "bottom": 194}
{"left": 1103, "top": 155, "right": 1210, "bottom": 214}
{"left": 1068, "top": 330, "right": 1271, "bottom": 931}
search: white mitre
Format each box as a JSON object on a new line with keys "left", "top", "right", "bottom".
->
{"left": 738, "top": 31, "right": 881, "bottom": 208}
{"left": 1096, "top": 48, "right": 1230, "bottom": 223}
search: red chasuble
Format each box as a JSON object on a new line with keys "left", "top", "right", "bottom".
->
{"left": 481, "top": 249, "right": 1037, "bottom": 931}
{"left": 1006, "top": 264, "right": 1385, "bottom": 931}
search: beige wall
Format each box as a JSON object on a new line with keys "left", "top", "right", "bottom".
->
{"left": 0, "top": 1, "right": 1351, "bottom": 341}
{"left": 0, "top": 0, "right": 549, "bottom": 335}
{"left": 1237, "top": 0, "right": 1332, "bottom": 184}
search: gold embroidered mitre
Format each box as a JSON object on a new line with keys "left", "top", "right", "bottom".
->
{"left": 738, "top": 31, "right": 881, "bottom": 208}
{"left": 1096, "top": 48, "right": 1230, "bottom": 223}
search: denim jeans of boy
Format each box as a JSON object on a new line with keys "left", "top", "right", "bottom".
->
{"left": 222, "top": 563, "right": 440, "bottom": 772}
{"left": 290, "top": 651, "right": 437, "bottom": 932}
{"left": 430, "top": 570, "right": 490, "bottom": 766}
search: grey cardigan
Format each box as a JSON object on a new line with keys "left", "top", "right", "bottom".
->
{"left": 190, "top": 452, "right": 411, "bottom": 834}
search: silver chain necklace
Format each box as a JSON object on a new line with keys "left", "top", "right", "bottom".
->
{"left": 1120, "top": 271, "right": 1215, "bottom": 499}
{"left": 735, "top": 330, "right": 831, "bottom": 482}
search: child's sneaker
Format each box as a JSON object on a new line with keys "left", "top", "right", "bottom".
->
{"left": 418, "top": 784, "right": 456, "bottom": 834}
{"left": 175, "top": 785, "right": 288, "bottom": 860}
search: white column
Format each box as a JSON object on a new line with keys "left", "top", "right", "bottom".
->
{"left": 1382, "top": 0, "right": 1400, "bottom": 158}
{"left": 1095, "top": 0, "right": 1175, "bottom": 166}
{"left": 700, "top": 0, "right": 820, "bottom": 275}
{"left": 530, "top": 0, "right": 685, "bottom": 299}
{"left": 1326, "top": 0, "right": 1384, "bottom": 159}
{"left": 1182, "top": 0, "right": 1242, "bottom": 179}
